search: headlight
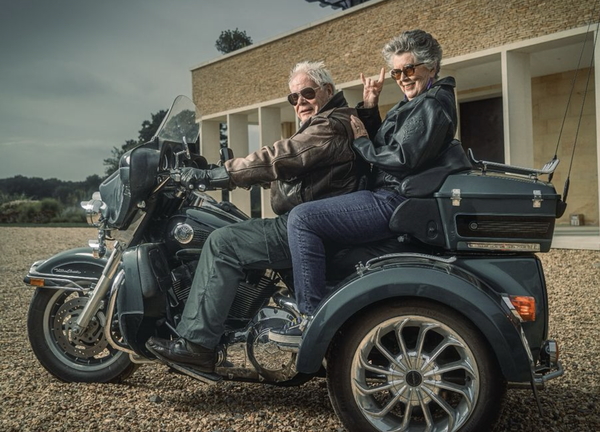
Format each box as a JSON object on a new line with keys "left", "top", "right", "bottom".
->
{"left": 81, "top": 192, "right": 106, "bottom": 227}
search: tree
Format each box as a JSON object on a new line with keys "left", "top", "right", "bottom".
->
{"left": 139, "top": 110, "right": 168, "bottom": 143}
{"left": 304, "top": 0, "right": 371, "bottom": 10}
{"left": 103, "top": 110, "right": 167, "bottom": 176}
{"left": 215, "top": 28, "right": 253, "bottom": 54}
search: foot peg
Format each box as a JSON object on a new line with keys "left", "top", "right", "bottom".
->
{"left": 149, "top": 350, "right": 222, "bottom": 385}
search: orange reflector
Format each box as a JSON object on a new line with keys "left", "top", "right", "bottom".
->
{"left": 29, "top": 278, "right": 45, "bottom": 287}
{"left": 509, "top": 295, "right": 536, "bottom": 321}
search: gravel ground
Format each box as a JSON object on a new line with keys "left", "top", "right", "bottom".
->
{"left": 0, "top": 227, "right": 599, "bottom": 431}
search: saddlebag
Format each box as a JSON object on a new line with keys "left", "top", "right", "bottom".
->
{"left": 118, "top": 243, "right": 169, "bottom": 355}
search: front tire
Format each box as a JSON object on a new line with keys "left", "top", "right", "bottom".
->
{"left": 27, "top": 288, "right": 137, "bottom": 383}
{"left": 327, "top": 300, "right": 505, "bottom": 432}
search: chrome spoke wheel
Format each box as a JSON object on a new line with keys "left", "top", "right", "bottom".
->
{"left": 28, "top": 287, "right": 136, "bottom": 382}
{"left": 350, "top": 315, "right": 479, "bottom": 432}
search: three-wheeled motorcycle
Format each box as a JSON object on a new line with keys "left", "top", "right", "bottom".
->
{"left": 24, "top": 95, "right": 563, "bottom": 431}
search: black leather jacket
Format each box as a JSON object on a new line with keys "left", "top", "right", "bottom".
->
{"left": 355, "top": 76, "right": 471, "bottom": 196}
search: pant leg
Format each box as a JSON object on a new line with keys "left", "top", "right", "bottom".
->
{"left": 176, "top": 215, "right": 291, "bottom": 348}
{"left": 287, "top": 189, "right": 404, "bottom": 315}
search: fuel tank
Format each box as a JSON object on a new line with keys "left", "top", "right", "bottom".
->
{"left": 164, "top": 204, "right": 246, "bottom": 256}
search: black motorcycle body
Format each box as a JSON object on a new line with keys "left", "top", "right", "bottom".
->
{"left": 24, "top": 95, "right": 564, "bottom": 432}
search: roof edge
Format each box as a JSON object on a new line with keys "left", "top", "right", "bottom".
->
{"left": 189, "top": 0, "right": 389, "bottom": 72}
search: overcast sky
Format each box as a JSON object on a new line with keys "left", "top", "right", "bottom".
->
{"left": 0, "top": 0, "right": 338, "bottom": 181}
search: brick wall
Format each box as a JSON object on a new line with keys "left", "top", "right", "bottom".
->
{"left": 192, "top": 0, "right": 597, "bottom": 115}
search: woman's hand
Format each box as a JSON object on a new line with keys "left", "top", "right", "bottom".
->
{"left": 351, "top": 115, "right": 368, "bottom": 139}
{"left": 361, "top": 67, "right": 385, "bottom": 109}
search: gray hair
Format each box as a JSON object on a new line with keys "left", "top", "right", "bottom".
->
{"left": 382, "top": 30, "right": 443, "bottom": 78}
{"left": 289, "top": 61, "right": 336, "bottom": 92}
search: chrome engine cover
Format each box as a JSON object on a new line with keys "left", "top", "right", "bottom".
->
{"left": 246, "top": 306, "right": 298, "bottom": 383}
{"left": 215, "top": 306, "right": 298, "bottom": 383}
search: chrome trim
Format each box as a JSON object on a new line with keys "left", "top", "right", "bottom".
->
{"left": 467, "top": 242, "right": 541, "bottom": 252}
{"left": 24, "top": 275, "right": 88, "bottom": 291}
{"left": 508, "top": 361, "right": 564, "bottom": 390}
{"left": 357, "top": 253, "right": 457, "bottom": 275}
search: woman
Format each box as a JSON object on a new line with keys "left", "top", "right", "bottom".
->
{"left": 269, "top": 29, "right": 470, "bottom": 345}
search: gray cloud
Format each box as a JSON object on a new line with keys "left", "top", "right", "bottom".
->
{"left": 0, "top": 0, "right": 336, "bottom": 181}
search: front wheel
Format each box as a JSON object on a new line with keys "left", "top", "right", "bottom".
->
{"left": 27, "top": 288, "right": 137, "bottom": 383}
{"left": 327, "top": 300, "right": 505, "bottom": 432}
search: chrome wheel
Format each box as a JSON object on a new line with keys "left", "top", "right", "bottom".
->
{"left": 327, "top": 301, "right": 503, "bottom": 432}
{"left": 351, "top": 316, "right": 478, "bottom": 431}
{"left": 28, "top": 288, "right": 137, "bottom": 382}
{"left": 44, "top": 290, "right": 122, "bottom": 370}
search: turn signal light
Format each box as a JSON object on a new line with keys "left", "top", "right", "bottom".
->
{"left": 29, "top": 278, "right": 45, "bottom": 287}
{"left": 509, "top": 295, "right": 536, "bottom": 321}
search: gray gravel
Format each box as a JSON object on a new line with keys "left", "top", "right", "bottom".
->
{"left": 1, "top": 227, "right": 599, "bottom": 431}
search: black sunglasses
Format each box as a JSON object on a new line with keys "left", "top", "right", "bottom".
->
{"left": 287, "top": 86, "right": 320, "bottom": 106}
{"left": 390, "top": 63, "right": 425, "bottom": 80}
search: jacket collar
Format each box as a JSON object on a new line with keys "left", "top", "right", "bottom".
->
{"left": 319, "top": 90, "right": 349, "bottom": 113}
{"left": 395, "top": 76, "right": 456, "bottom": 108}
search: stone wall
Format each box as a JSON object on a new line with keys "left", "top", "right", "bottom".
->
{"left": 192, "top": 0, "right": 597, "bottom": 115}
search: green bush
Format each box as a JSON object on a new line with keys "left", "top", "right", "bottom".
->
{"left": 0, "top": 198, "right": 66, "bottom": 224}
{"left": 51, "top": 206, "right": 86, "bottom": 224}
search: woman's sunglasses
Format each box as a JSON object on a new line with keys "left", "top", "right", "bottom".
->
{"left": 287, "top": 86, "right": 320, "bottom": 106}
{"left": 390, "top": 63, "right": 425, "bottom": 80}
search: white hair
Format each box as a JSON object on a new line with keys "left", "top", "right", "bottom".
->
{"left": 289, "top": 61, "right": 336, "bottom": 92}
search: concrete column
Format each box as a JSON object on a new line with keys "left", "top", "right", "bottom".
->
{"left": 259, "top": 107, "right": 281, "bottom": 219}
{"left": 341, "top": 88, "right": 362, "bottom": 107}
{"left": 501, "top": 51, "right": 534, "bottom": 166}
{"left": 199, "top": 120, "right": 222, "bottom": 201}
{"left": 199, "top": 120, "right": 221, "bottom": 164}
{"left": 227, "top": 113, "right": 251, "bottom": 215}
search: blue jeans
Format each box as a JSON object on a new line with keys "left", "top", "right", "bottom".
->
{"left": 287, "top": 189, "right": 405, "bottom": 315}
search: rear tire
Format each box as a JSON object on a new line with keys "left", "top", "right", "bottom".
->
{"left": 327, "top": 300, "right": 505, "bottom": 432}
{"left": 27, "top": 288, "right": 137, "bottom": 383}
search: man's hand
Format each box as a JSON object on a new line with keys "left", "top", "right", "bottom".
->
{"left": 180, "top": 167, "right": 209, "bottom": 190}
{"left": 180, "top": 166, "right": 231, "bottom": 190}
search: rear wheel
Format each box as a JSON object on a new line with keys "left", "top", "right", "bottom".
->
{"left": 327, "top": 300, "right": 505, "bottom": 432}
{"left": 27, "top": 288, "right": 136, "bottom": 383}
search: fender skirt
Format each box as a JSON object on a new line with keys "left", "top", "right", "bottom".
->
{"left": 296, "top": 264, "right": 532, "bottom": 383}
{"left": 23, "top": 247, "right": 107, "bottom": 291}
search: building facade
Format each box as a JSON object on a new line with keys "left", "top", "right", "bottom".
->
{"left": 191, "top": 0, "right": 600, "bottom": 249}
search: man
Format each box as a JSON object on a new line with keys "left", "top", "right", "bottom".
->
{"left": 146, "top": 61, "right": 365, "bottom": 374}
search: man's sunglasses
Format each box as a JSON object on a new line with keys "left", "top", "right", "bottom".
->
{"left": 287, "top": 86, "right": 320, "bottom": 106}
{"left": 390, "top": 63, "right": 425, "bottom": 80}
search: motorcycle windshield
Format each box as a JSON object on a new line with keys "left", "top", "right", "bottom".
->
{"left": 99, "top": 95, "right": 200, "bottom": 229}
{"left": 154, "top": 95, "right": 199, "bottom": 145}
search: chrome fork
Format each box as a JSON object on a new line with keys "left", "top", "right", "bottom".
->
{"left": 72, "top": 242, "right": 124, "bottom": 335}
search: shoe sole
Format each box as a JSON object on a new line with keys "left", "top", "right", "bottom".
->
{"left": 146, "top": 346, "right": 223, "bottom": 385}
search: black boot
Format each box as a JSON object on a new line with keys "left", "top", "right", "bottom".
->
{"left": 146, "top": 337, "right": 216, "bottom": 373}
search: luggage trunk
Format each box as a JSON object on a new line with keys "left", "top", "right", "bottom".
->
{"left": 436, "top": 171, "right": 561, "bottom": 252}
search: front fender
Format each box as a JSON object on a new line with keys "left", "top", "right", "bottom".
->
{"left": 23, "top": 247, "right": 108, "bottom": 291}
{"left": 296, "top": 262, "right": 531, "bottom": 383}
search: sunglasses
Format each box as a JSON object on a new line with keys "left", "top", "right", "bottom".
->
{"left": 390, "top": 63, "right": 425, "bottom": 80}
{"left": 287, "top": 86, "right": 320, "bottom": 106}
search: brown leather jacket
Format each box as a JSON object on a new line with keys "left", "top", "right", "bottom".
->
{"left": 224, "top": 92, "right": 366, "bottom": 215}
